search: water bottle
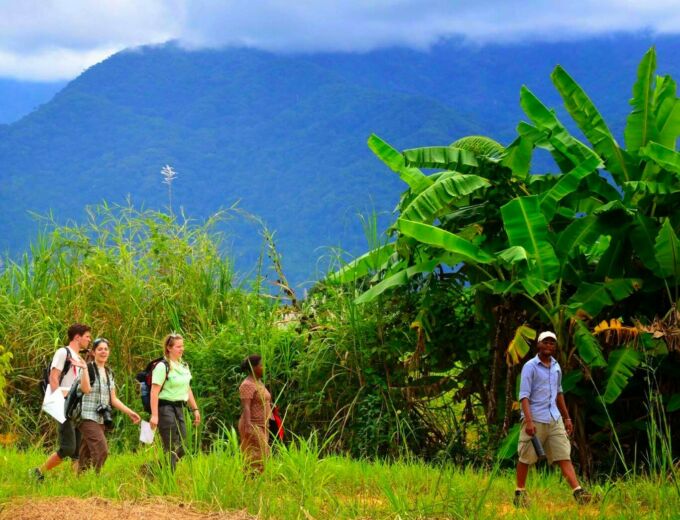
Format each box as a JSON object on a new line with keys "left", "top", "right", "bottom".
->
{"left": 531, "top": 435, "right": 546, "bottom": 460}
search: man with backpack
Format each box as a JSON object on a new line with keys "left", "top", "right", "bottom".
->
{"left": 31, "top": 323, "right": 90, "bottom": 481}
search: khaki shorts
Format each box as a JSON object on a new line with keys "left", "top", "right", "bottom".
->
{"left": 518, "top": 418, "right": 571, "bottom": 464}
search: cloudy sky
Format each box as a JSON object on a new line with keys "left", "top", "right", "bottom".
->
{"left": 2, "top": 0, "right": 680, "bottom": 81}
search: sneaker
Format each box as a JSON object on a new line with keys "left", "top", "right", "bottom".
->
{"left": 573, "top": 487, "right": 592, "bottom": 505}
{"left": 29, "top": 467, "right": 44, "bottom": 483}
{"left": 513, "top": 489, "right": 529, "bottom": 508}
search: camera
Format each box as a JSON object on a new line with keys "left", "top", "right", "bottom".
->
{"left": 96, "top": 404, "right": 114, "bottom": 429}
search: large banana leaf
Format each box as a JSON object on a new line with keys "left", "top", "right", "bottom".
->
{"left": 329, "top": 243, "right": 395, "bottom": 283}
{"left": 653, "top": 75, "right": 680, "bottom": 149}
{"left": 368, "top": 134, "right": 432, "bottom": 193}
{"left": 519, "top": 86, "right": 599, "bottom": 169}
{"left": 625, "top": 48, "right": 659, "bottom": 152}
{"left": 396, "top": 219, "right": 495, "bottom": 264}
{"left": 603, "top": 348, "right": 641, "bottom": 404}
{"left": 402, "top": 146, "right": 479, "bottom": 172}
{"left": 640, "top": 141, "right": 680, "bottom": 176}
{"left": 497, "top": 424, "right": 520, "bottom": 460}
{"left": 400, "top": 174, "right": 491, "bottom": 223}
{"left": 539, "top": 155, "right": 602, "bottom": 220}
{"left": 500, "top": 196, "right": 559, "bottom": 283}
{"left": 555, "top": 215, "right": 606, "bottom": 259}
{"left": 567, "top": 279, "right": 641, "bottom": 317}
{"left": 354, "top": 259, "right": 440, "bottom": 304}
{"left": 654, "top": 218, "right": 680, "bottom": 279}
{"left": 573, "top": 318, "right": 607, "bottom": 367}
{"left": 630, "top": 215, "right": 660, "bottom": 271}
{"left": 551, "top": 65, "right": 635, "bottom": 184}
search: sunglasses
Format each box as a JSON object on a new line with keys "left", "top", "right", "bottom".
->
{"left": 93, "top": 337, "right": 109, "bottom": 348}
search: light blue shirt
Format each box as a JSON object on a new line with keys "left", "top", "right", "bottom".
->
{"left": 518, "top": 355, "right": 563, "bottom": 423}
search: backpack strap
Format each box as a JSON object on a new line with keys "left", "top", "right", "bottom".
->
{"left": 57, "top": 347, "right": 73, "bottom": 385}
{"left": 158, "top": 359, "right": 170, "bottom": 394}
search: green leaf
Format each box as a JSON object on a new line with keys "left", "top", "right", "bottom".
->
{"left": 501, "top": 133, "right": 535, "bottom": 176}
{"left": 551, "top": 65, "right": 635, "bottom": 184}
{"left": 396, "top": 219, "right": 495, "bottom": 264}
{"left": 496, "top": 246, "right": 528, "bottom": 266}
{"left": 402, "top": 146, "right": 479, "bottom": 171}
{"left": 328, "top": 243, "right": 395, "bottom": 283}
{"left": 368, "top": 134, "right": 432, "bottom": 193}
{"left": 497, "top": 424, "right": 520, "bottom": 460}
{"left": 653, "top": 75, "right": 680, "bottom": 149}
{"left": 573, "top": 319, "right": 607, "bottom": 368}
{"left": 354, "top": 260, "right": 439, "bottom": 304}
{"left": 539, "top": 155, "right": 602, "bottom": 220}
{"left": 640, "top": 141, "right": 680, "bottom": 176}
{"left": 667, "top": 393, "right": 680, "bottom": 413}
{"left": 630, "top": 215, "right": 660, "bottom": 271}
{"left": 561, "top": 370, "right": 584, "bottom": 393}
{"left": 400, "top": 174, "right": 491, "bottom": 223}
{"left": 451, "top": 135, "right": 504, "bottom": 158}
{"left": 567, "top": 279, "right": 642, "bottom": 317}
{"left": 654, "top": 218, "right": 680, "bottom": 279}
{"left": 625, "top": 48, "right": 659, "bottom": 151}
{"left": 500, "top": 196, "right": 560, "bottom": 283}
{"left": 520, "top": 86, "right": 600, "bottom": 169}
{"left": 555, "top": 215, "right": 605, "bottom": 259}
{"left": 603, "top": 348, "right": 641, "bottom": 404}
{"left": 623, "top": 180, "right": 679, "bottom": 196}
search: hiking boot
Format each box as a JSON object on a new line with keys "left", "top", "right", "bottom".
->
{"left": 513, "top": 489, "right": 529, "bottom": 508}
{"left": 573, "top": 487, "right": 592, "bottom": 505}
{"left": 29, "top": 467, "right": 44, "bottom": 483}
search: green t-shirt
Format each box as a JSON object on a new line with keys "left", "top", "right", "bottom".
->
{"left": 152, "top": 359, "right": 192, "bottom": 402}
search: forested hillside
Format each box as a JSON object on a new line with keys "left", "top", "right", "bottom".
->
{"left": 1, "top": 34, "right": 679, "bottom": 286}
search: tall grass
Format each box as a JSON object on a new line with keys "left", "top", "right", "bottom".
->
{"left": 2, "top": 441, "right": 677, "bottom": 519}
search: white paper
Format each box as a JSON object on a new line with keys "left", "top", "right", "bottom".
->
{"left": 42, "top": 388, "right": 66, "bottom": 423}
{"left": 139, "top": 420, "right": 155, "bottom": 444}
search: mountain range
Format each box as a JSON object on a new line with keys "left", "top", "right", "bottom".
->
{"left": 1, "top": 34, "right": 679, "bottom": 287}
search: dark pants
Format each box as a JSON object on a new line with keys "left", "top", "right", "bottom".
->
{"left": 158, "top": 404, "right": 186, "bottom": 472}
{"left": 78, "top": 420, "right": 108, "bottom": 473}
{"left": 56, "top": 418, "right": 81, "bottom": 460}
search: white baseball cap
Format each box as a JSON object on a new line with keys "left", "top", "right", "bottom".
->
{"left": 537, "top": 331, "right": 557, "bottom": 342}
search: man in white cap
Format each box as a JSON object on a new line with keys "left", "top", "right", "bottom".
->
{"left": 514, "top": 331, "right": 592, "bottom": 507}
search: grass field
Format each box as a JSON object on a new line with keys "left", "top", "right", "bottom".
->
{"left": 1, "top": 434, "right": 677, "bottom": 519}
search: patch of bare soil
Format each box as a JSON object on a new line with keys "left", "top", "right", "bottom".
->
{"left": 0, "top": 497, "right": 255, "bottom": 520}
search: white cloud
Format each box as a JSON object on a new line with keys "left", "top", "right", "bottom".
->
{"left": 1, "top": 0, "right": 680, "bottom": 80}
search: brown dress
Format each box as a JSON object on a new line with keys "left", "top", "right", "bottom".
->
{"left": 238, "top": 376, "right": 272, "bottom": 470}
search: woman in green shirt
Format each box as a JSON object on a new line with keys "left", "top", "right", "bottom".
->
{"left": 149, "top": 333, "right": 200, "bottom": 471}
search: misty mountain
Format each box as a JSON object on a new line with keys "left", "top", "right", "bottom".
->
{"left": 1, "top": 34, "right": 678, "bottom": 287}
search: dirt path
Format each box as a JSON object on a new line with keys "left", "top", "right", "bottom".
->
{"left": 0, "top": 497, "right": 255, "bottom": 520}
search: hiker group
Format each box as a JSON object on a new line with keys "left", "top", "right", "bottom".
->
{"left": 32, "top": 323, "right": 279, "bottom": 480}
{"left": 32, "top": 323, "right": 591, "bottom": 506}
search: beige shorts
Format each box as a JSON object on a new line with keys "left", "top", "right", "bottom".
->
{"left": 518, "top": 417, "right": 571, "bottom": 464}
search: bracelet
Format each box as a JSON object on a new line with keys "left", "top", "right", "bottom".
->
{"left": 565, "top": 418, "right": 572, "bottom": 422}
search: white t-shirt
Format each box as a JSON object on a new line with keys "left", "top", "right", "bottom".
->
{"left": 50, "top": 346, "right": 83, "bottom": 394}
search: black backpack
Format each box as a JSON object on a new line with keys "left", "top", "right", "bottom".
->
{"left": 64, "top": 362, "right": 112, "bottom": 422}
{"left": 135, "top": 357, "right": 169, "bottom": 413}
{"left": 41, "top": 347, "right": 72, "bottom": 395}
